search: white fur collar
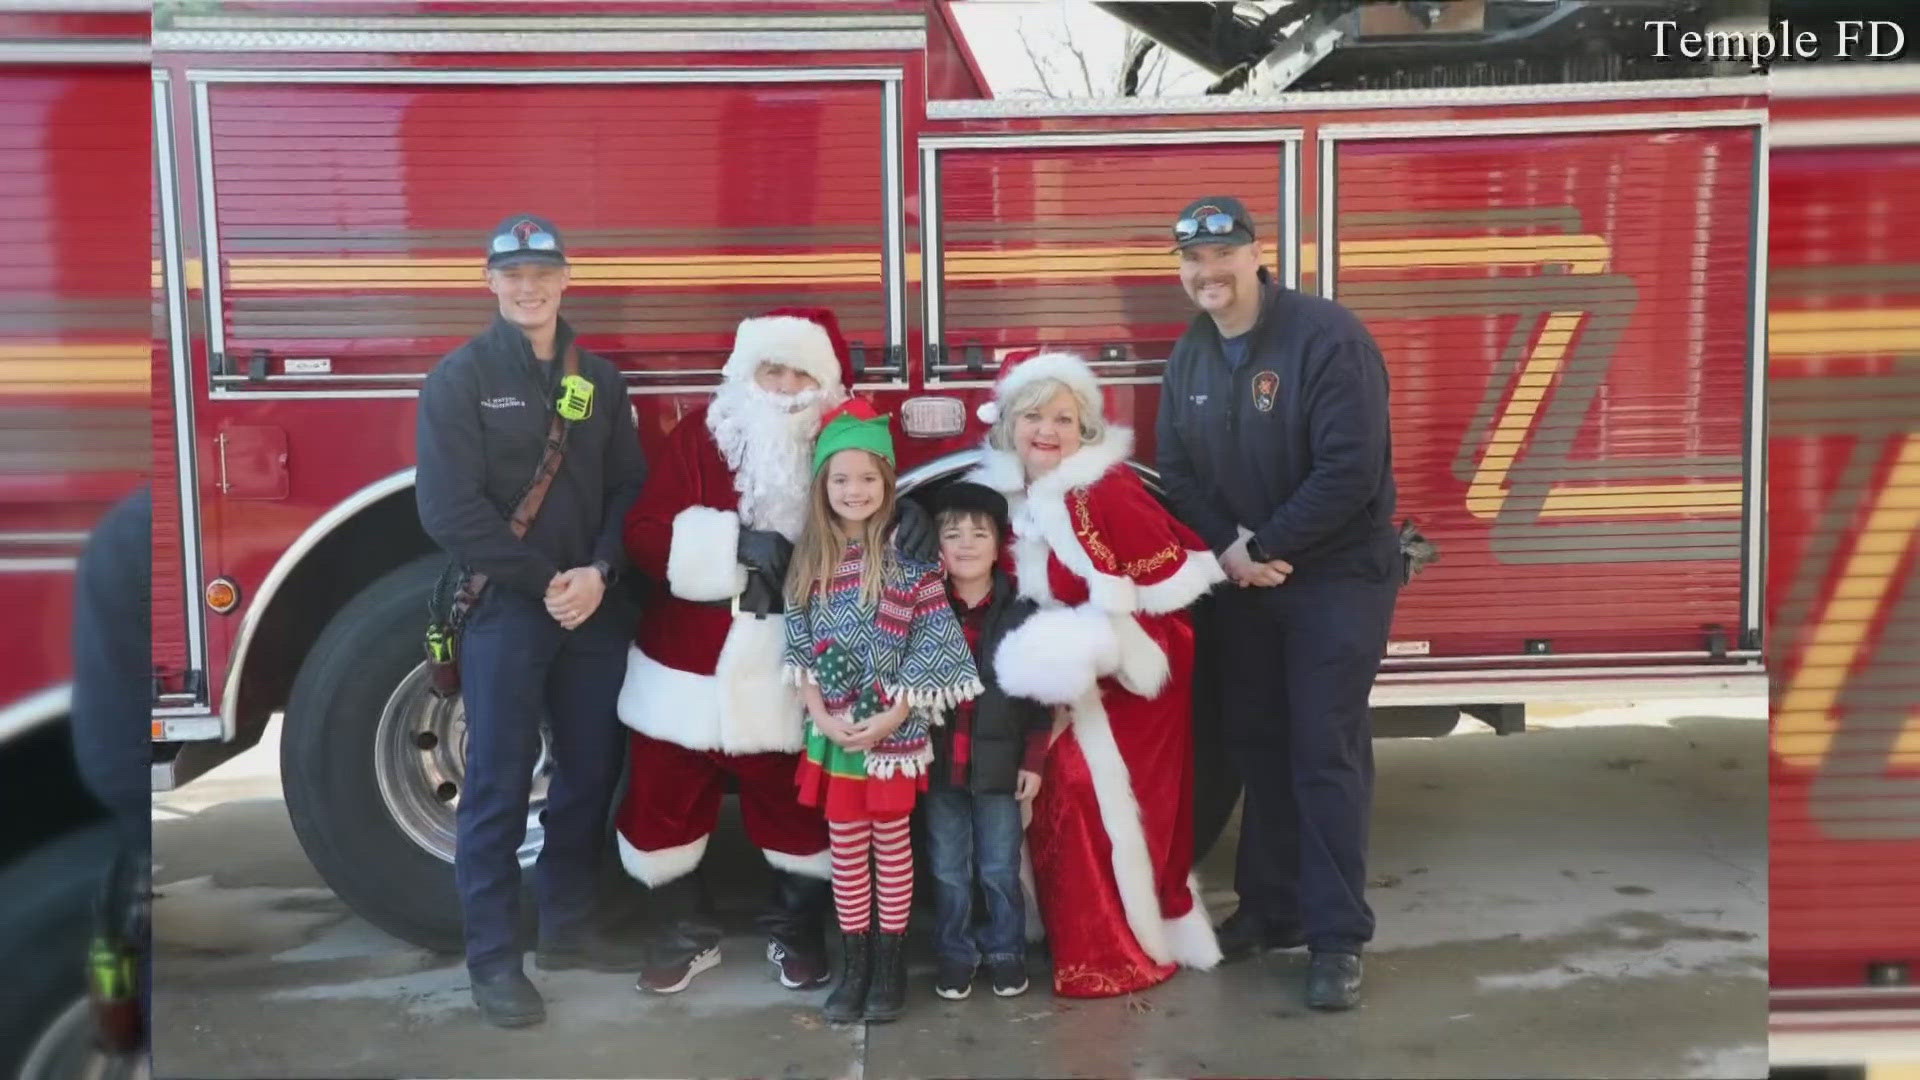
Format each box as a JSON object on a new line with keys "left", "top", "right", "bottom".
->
{"left": 966, "top": 426, "right": 1133, "bottom": 498}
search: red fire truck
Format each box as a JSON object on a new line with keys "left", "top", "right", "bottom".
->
{"left": 144, "top": 1, "right": 1774, "bottom": 958}
{"left": 0, "top": 7, "right": 152, "bottom": 1079}
{"left": 1766, "top": 65, "right": 1920, "bottom": 1070}
{"left": 0, "top": 0, "right": 1879, "bottom": 1073}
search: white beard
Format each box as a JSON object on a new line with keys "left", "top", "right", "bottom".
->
{"left": 706, "top": 380, "right": 830, "bottom": 542}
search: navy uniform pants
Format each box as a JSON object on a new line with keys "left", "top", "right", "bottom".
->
{"left": 456, "top": 586, "right": 628, "bottom": 978}
{"left": 1215, "top": 565, "right": 1400, "bottom": 956}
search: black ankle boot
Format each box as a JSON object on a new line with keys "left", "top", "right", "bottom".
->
{"left": 863, "top": 931, "right": 908, "bottom": 1023}
{"left": 822, "top": 932, "right": 873, "bottom": 1024}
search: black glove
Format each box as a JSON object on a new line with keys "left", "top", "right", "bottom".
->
{"left": 738, "top": 565, "right": 784, "bottom": 618}
{"left": 737, "top": 528, "right": 794, "bottom": 583}
{"left": 891, "top": 497, "right": 939, "bottom": 563}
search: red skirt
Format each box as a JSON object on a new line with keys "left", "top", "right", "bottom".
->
{"left": 1028, "top": 727, "right": 1179, "bottom": 998}
{"left": 794, "top": 755, "right": 927, "bottom": 824}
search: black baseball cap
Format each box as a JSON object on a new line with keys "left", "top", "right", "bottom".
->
{"left": 1171, "top": 196, "right": 1257, "bottom": 251}
{"left": 929, "top": 481, "right": 1010, "bottom": 539}
{"left": 486, "top": 213, "right": 568, "bottom": 268}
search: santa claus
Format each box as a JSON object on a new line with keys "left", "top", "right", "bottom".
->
{"left": 615, "top": 307, "right": 911, "bottom": 995}
{"left": 965, "top": 348, "right": 1228, "bottom": 998}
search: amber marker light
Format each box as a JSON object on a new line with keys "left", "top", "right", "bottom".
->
{"left": 205, "top": 578, "right": 240, "bottom": 614}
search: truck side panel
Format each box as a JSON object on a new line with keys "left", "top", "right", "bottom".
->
{"left": 1769, "top": 128, "right": 1920, "bottom": 992}
{"left": 0, "top": 62, "right": 150, "bottom": 711}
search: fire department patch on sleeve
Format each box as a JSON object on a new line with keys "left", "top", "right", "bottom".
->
{"left": 1251, "top": 370, "right": 1279, "bottom": 413}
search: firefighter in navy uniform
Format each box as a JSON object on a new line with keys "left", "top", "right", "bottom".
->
{"left": 1153, "top": 197, "right": 1402, "bottom": 1012}
{"left": 414, "top": 214, "right": 648, "bottom": 1028}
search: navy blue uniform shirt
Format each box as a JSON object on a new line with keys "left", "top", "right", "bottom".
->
{"left": 1155, "top": 280, "right": 1400, "bottom": 581}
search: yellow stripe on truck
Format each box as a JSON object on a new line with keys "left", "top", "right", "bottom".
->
{"left": 147, "top": 235, "right": 1615, "bottom": 291}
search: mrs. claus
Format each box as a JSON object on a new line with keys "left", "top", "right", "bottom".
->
{"left": 965, "top": 349, "right": 1227, "bottom": 998}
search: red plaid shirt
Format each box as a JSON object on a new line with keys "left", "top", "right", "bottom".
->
{"left": 946, "top": 577, "right": 1050, "bottom": 788}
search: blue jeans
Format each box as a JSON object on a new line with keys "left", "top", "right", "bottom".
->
{"left": 922, "top": 786, "right": 1025, "bottom": 967}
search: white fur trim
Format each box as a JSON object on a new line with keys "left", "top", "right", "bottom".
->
{"left": 1067, "top": 690, "right": 1172, "bottom": 965}
{"left": 711, "top": 612, "right": 806, "bottom": 754}
{"left": 666, "top": 506, "right": 745, "bottom": 602}
{"left": 724, "top": 314, "right": 843, "bottom": 393}
{"left": 617, "top": 831, "right": 709, "bottom": 888}
{"left": 618, "top": 625, "right": 805, "bottom": 755}
{"left": 1112, "top": 614, "right": 1171, "bottom": 699}
{"left": 1162, "top": 880, "right": 1222, "bottom": 970}
{"left": 619, "top": 645, "right": 718, "bottom": 744}
{"left": 993, "top": 350, "right": 1104, "bottom": 422}
{"left": 993, "top": 604, "right": 1118, "bottom": 706}
{"left": 965, "top": 444, "right": 1025, "bottom": 495}
{"left": 976, "top": 400, "right": 1000, "bottom": 426}
{"left": 1137, "top": 549, "right": 1229, "bottom": 614}
{"left": 762, "top": 846, "right": 833, "bottom": 881}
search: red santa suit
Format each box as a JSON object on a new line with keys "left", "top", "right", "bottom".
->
{"left": 967, "top": 350, "right": 1228, "bottom": 998}
{"left": 614, "top": 310, "right": 853, "bottom": 888}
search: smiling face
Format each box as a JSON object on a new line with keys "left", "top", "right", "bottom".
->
{"left": 938, "top": 511, "right": 998, "bottom": 587}
{"left": 826, "top": 448, "right": 887, "bottom": 525}
{"left": 1012, "top": 385, "right": 1084, "bottom": 478}
{"left": 754, "top": 361, "right": 821, "bottom": 402}
{"left": 486, "top": 261, "right": 570, "bottom": 334}
{"left": 1178, "top": 240, "right": 1263, "bottom": 319}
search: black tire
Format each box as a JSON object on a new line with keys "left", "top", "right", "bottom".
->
{"left": 0, "top": 821, "right": 118, "bottom": 1080}
{"left": 281, "top": 554, "right": 469, "bottom": 954}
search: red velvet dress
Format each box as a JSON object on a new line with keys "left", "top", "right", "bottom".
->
{"left": 969, "top": 431, "right": 1228, "bottom": 998}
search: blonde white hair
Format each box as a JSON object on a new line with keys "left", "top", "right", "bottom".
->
{"left": 986, "top": 374, "right": 1109, "bottom": 453}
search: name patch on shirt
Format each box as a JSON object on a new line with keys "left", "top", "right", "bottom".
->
{"left": 481, "top": 395, "right": 528, "bottom": 410}
{"left": 1251, "top": 370, "right": 1280, "bottom": 413}
{"left": 1189, "top": 393, "right": 1209, "bottom": 406}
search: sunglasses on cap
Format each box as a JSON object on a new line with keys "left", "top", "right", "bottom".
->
{"left": 491, "top": 229, "right": 560, "bottom": 254}
{"left": 1173, "top": 211, "right": 1243, "bottom": 242}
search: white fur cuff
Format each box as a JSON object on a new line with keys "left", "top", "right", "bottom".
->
{"left": 993, "top": 604, "right": 1119, "bottom": 706}
{"left": 1112, "top": 615, "right": 1171, "bottom": 699}
{"left": 1164, "top": 880, "right": 1223, "bottom": 970}
{"left": 762, "top": 846, "right": 833, "bottom": 881}
{"left": 666, "top": 505, "right": 746, "bottom": 602}
{"left": 616, "top": 832, "right": 709, "bottom": 888}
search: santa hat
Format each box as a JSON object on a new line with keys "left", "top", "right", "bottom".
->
{"left": 811, "top": 396, "right": 896, "bottom": 475}
{"left": 724, "top": 306, "right": 854, "bottom": 398}
{"left": 975, "top": 348, "right": 1105, "bottom": 427}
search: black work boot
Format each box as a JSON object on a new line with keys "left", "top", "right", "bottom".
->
{"left": 1306, "top": 951, "right": 1364, "bottom": 1011}
{"left": 863, "top": 931, "right": 908, "bottom": 1023}
{"left": 822, "top": 932, "right": 874, "bottom": 1024}
{"left": 470, "top": 965, "right": 545, "bottom": 1028}
{"left": 760, "top": 870, "right": 833, "bottom": 990}
{"left": 1215, "top": 907, "right": 1306, "bottom": 964}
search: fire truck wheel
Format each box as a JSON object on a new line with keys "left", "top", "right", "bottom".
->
{"left": 282, "top": 554, "right": 550, "bottom": 955}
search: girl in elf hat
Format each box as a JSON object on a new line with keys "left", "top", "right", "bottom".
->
{"left": 782, "top": 398, "right": 983, "bottom": 1025}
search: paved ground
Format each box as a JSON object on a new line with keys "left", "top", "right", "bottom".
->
{"left": 151, "top": 697, "right": 1768, "bottom": 1079}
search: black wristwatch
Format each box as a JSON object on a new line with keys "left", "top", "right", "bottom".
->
{"left": 1244, "top": 535, "right": 1270, "bottom": 564}
{"left": 591, "top": 559, "right": 617, "bottom": 587}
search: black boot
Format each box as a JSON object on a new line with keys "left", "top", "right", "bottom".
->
{"left": 759, "top": 870, "right": 832, "bottom": 990}
{"left": 470, "top": 965, "right": 545, "bottom": 1028}
{"left": 822, "top": 932, "right": 873, "bottom": 1024}
{"left": 1306, "top": 951, "right": 1364, "bottom": 1011}
{"left": 863, "top": 931, "right": 908, "bottom": 1023}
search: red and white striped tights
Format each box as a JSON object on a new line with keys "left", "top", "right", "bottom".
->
{"left": 829, "top": 818, "right": 912, "bottom": 934}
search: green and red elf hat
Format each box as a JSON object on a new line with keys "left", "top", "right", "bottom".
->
{"left": 811, "top": 396, "right": 897, "bottom": 475}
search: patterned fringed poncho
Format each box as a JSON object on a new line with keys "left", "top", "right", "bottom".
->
{"left": 783, "top": 539, "right": 984, "bottom": 779}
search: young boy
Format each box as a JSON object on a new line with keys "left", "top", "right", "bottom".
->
{"left": 921, "top": 482, "right": 1052, "bottom": 1000}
